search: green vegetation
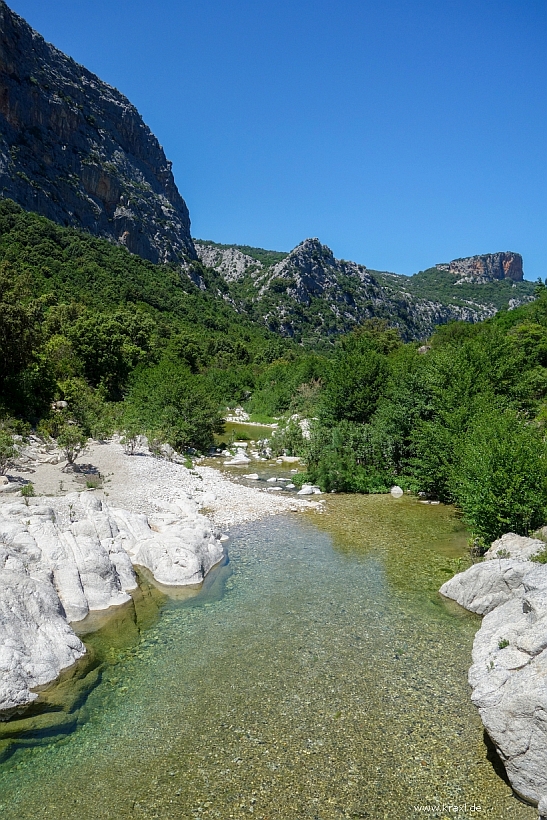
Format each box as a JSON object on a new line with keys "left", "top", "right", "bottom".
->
{"left": 1, "top": 199, "right": 547, "bottom": 544}
{"left": 20, "top": 482, "right": 35, "bottom": 505}
{"left": 374, "top": 266, "right": 536, "bottom": 312}
{"left": 0, "top": 200, "right": 296, "bottom": 452}
{"left": 302, "top": 304, "right": 547, "bottom": 540}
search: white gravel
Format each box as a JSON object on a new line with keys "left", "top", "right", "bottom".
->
{"left": 2, "top": 438, "right": 321, "bottom": 529}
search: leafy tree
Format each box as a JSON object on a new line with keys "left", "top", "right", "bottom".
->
{"left": 67, "top": 310, "right": 156, "bottom": 399}
{"left": 0, "top": 263, "right": 45, "bottom": 381}
{"left": 0, "top": 428, "right": 18, "bottom": 475}
{"left": 320, "top": 347, "right": 388, "bottom": 425}
{"left": 124, "top": 360, "right": 224, "bottom": 452}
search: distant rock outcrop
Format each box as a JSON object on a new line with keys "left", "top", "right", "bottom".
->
{"left": 0, "top": 1, "right": 195, "bottom": 264}
{"left": 260, "top": 238, "right": 373, "bottom": 304}
{"left": 195, "top": 243, "right": 262, "bottom": 281}
{"left": 436, "top": 252, "right": 524, "bottom": 282}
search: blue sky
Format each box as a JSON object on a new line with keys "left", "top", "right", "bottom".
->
{"left": 8, "top": 0, "right": 547, "bottom": 278}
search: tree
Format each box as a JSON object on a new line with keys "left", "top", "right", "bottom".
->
{"left": 320, "top": 348, "right": 388, "bottom": 425}
{"left": 124, "top": 360, "right": 224, "bottom": 452}
{"left": 57, "top": 423, "right": 88, "bottom": 468}
{"left": 0, "top": 263, "right": 45, "bottom": 382}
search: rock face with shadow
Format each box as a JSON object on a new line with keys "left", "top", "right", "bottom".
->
{"left": 0, "top": 1, "right": 195, "bottom": 264}
{"left": 0, "top": 491, "right": 223, "bottom": 712}
{"left": 440, "top": 534, "right": 547, "bottom": 813}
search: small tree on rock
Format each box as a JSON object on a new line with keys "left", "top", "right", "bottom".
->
{"left": 57, "top": 423, "right": 88, "bottom": 469}
{"left": 0, "top": 428, "right": 19, "bottom": 475}
{"left": 121, "top": 424, "right": 141, "bottom": 455}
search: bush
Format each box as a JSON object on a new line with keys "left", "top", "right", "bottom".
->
{"left": 21, "top": 482, "right": 35, "bottom": 505}
{"left": 269, "top": 419, "right": 305, "bottom": 457}
{"left": 450, "top": 408, "right": 547, "bottom": 541}
{"left": 124, "top": 359, "right": 224, "bottom": 453}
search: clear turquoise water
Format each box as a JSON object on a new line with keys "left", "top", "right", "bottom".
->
{"left": 0, "top": 495, "right": 535, "bottom": 820}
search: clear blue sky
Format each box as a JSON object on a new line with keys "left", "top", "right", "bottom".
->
{"left": 8, "top": 0, "right": 547, "bottom": 278}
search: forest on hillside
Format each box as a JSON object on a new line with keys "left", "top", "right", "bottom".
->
{"left": 2, "top": 199, "right": 547, "bottom": 545}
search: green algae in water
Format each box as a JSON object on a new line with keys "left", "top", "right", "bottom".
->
{"left": 0, "top": 498, "right": 536, "bottom": 820}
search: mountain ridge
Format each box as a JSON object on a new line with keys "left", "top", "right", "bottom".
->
{"left": 195, "top": 238, "right": 535, "bottom": 343}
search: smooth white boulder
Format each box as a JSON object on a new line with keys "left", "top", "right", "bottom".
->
{"left": 0, "top": 571, "right": 85, "bottom": 711}
{"left": 441, "top": 554, "right": 547, "bottom": 809}
{"left": 224, "top": 449, "right": 252, "bottom": 465}
{"left": 390, "top": 485, "right": 404, "bottom": 498}
{"left": 0, "top": 491, "right": 224, "bottom": 712}
{"left": 297, "top": 484, "right": 321, "bottom": 496}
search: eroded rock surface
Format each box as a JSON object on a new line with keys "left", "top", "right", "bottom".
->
{"left": 0, "top": 491, "right": 223, "bottom": 712}
{"left": 440, "top": 547, "right": 547, "bottom": 811}
{"left": 0, "top": 1, "right": 195, "bottom": 264}
{"left": 436, "top": 252, "right": 524, "bottom": 282}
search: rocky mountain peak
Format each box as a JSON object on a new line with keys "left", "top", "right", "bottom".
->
{"left": 266, "top": 237, "right": 371, "bottom": 295}
{"left": 0, "top": 1, "right": 196, "bottom": 263}
{"left": 436, "top": 252, "right": 524, "bottom": 282}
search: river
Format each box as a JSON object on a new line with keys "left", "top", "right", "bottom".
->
{"left": 0, "top": 494, "right": 536, "bottom": 819}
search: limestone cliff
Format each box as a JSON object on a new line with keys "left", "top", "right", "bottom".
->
{"left": 436, "top": 252, "right": 524, "bottom": 282}
{"left": 0, "top": 1, "right": 195, "bottom": 264}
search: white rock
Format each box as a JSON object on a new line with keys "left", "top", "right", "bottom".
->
{"left": 243, "top": 474, "right": 259, "bottom": 480}
{"left": 224, "top": 449, "right": 252, "bottom": 465}
{"left": 0, "top": 572, "right": 85, "bottom": 711}
{"left": 0, "top": 490, "right": 224, "bottom": 713}
{"left": 485, "top": 532, "right": 546, "bottom": 562}
{"left": 266, "top": 477, "right": 277, "bottom": 483}
{"left": 441, "top": 554, "right": 547, "bottom": 807}
{"left": 390, "top": 485, "right": 404, "bottom": 498}
{"left": 297, "top": 484, "right": 322, "bottom": 496}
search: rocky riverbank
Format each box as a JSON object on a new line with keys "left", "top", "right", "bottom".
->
{"left": 0, "top": 438, "right": 320, "bottom": 715}
{"left": 441, "top": 533, "right": 547, "bottom": 817}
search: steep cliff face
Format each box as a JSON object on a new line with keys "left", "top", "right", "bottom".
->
{"left": 436, "top": 252, "right": 523, "bottom": 282}
{"left": 0, "top": 1, "right": 195, "bottom": 263}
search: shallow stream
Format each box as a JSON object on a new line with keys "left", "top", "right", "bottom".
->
{"left": 0, "top": 495, "right": 536, "bottom": 819}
